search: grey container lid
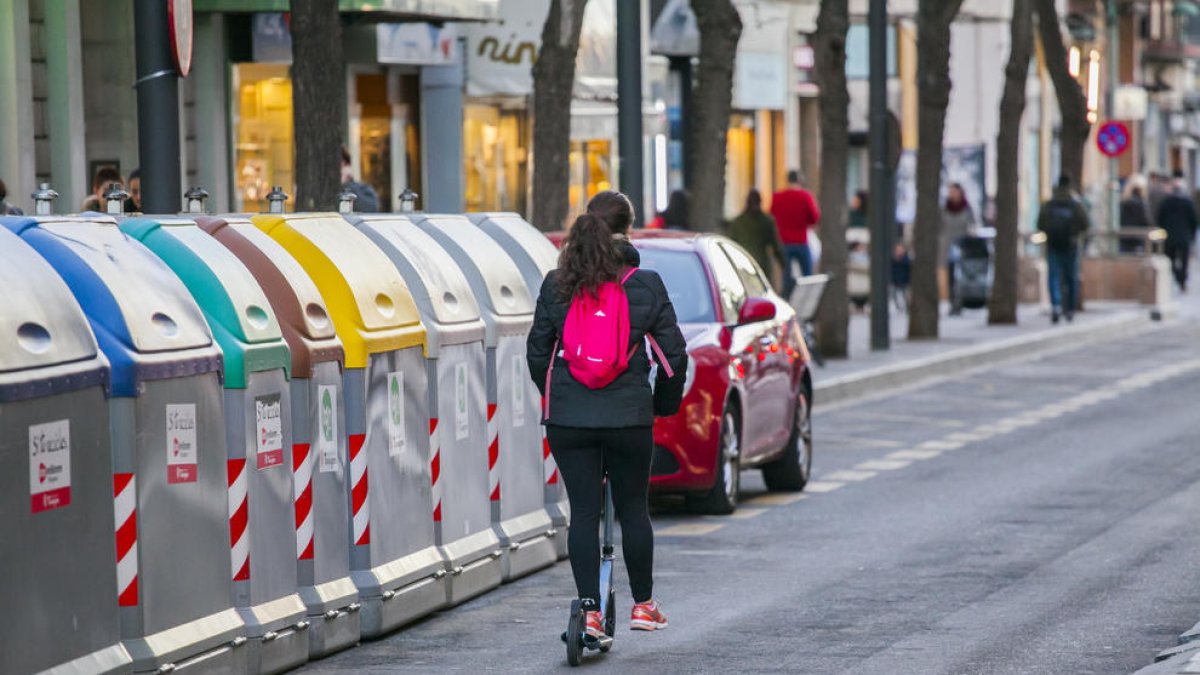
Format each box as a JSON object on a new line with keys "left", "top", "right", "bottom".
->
{"left": 414, "top": 214, "right": 534, "bottom": 318}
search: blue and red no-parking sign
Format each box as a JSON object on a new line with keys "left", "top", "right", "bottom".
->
{"left": 1097, "top": 121, "right": 1131, "bottom": 158}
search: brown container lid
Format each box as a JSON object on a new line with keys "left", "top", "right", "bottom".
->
{"left": 196, "top": 215, "right": 343, "bottom": 379}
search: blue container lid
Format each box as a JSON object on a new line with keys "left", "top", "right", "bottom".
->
{"left": 2, "top": 216, "right": 222, "bottom": 397}
{"left": 0, "top": 225, "right": 109, "bottom": 402}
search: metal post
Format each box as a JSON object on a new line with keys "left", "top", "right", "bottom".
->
{"left": 266, "top": 186, "right": 288, "bottom": 214}
{"left": 337, "top": 189, "right": 357, "bottom": 214}
{"left": 31, "top": 183, "right": 58, "bottom": 216}
{"left": 105, "top": 184, "right": 129, "bottom": 216}
{"left": 671, "top": 56, "right": 694, "bottom": 192}
{"left": 184, "top": 187, "right": 209, "bottom": 214}
{"left": 399, "top": 189, "right": 419, "bottom": 213}
{"left": 133, "top": 0, "right": 182, "bottom": 214}
{"left": 617, "top": 0, "right": 645, "bottom": 223}
{"left": 868, "top": 0, "right": 890, "bottom": 351}
{"left": 1107, "top": 0, "right": 1120, "bottom": 249}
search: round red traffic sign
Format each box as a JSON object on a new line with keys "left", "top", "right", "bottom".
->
{"left": 1097, "top": 121, "right": 1130, "bottom": 158}
{"left": 168, "top": 0, "right": 193, "bottom": 77}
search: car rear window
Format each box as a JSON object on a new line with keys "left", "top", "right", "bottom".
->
{"left": 637, "top": 248, "right": 716, "bottom": 323}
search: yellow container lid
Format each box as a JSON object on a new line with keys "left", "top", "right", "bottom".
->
{"left": 254, "top": 213, "right": 426, "bottom": 368}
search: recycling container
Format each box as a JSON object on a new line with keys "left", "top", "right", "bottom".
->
{"left": 0, "top": 225, "right": 133, "bottom": 675}
{"left": 344, "top": 212, "right": 504, "bottom": 602}
{"left": 415, "top": 214, "right": 557, "bottom": 582}
{"left": 197, "top": 214, "right": 360, "bottom": 658}
{"left": 254, "top": 211, "right": 447, "bottom": 638}
{"left": 121, "top": 216, "right": 309, "bottom": 674}
{"left": 4, "top": 215, "right": 246, "bottom": 674}
{"left": 468, "top": 212, "right": 569, "bottom": 560}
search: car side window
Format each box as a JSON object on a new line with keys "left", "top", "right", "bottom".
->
{"left": 720, "top": 242, "right": 769, "bottom": 298}
{"left": 707, "top": 242, "right": 747, "bottom": 321}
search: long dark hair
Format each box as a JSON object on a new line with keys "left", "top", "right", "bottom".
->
{"left": 663, "top": 189, "right": 689, "bottom": 229}
{"left": 744, "top": 189, "right": 763, "bottom": 214}
{"left": 557, "top": 191, "right": 634, "bottom": 299}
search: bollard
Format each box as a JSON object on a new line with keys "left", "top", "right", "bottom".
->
{"left": 399, "top": 189, "right": 419, "bottom": 213}
{"left": 31, "top": 183, "right": 59, "bottom": 216}
{"left": 104, "top": 184, "right": 129, "bottom": 216}
{"left": 337, "top": 190, "right": 357, "bottom": 214}
{"left": 267, "top": 186, "right": 288, "bottom": 214}
{"left": 185, "top": 187, "right": 210, "bottom": 214}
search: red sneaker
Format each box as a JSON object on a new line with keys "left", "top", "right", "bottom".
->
{"left": 585, "top": 610, "right": 604, "bottom": 638}
{"left": 630, "top": 599, "right": 668, "bottom": 631}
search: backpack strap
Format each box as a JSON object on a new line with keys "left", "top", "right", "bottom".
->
{"left": 620, "top": 267, "right": 638, "bottom": 284}
{"left": 544, "top": 338, "right": 559, "bottom": 422}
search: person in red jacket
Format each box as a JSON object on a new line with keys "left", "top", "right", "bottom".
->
{"left": 771, "top": 170, "right": 822, "bottom": 298}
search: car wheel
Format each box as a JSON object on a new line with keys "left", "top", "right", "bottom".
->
{"left": 690, "top": 411, "right": 740, "bottom": 515}
{"left": 762, "top": 390, "right": 812, "bottom": 492}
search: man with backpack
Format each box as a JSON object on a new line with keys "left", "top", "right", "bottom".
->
{"left": 1037, "top": 174, "right": 1091, "bottom": 324}
{"left": 1155, "top": 178, "right": 1199, "bottom": 292}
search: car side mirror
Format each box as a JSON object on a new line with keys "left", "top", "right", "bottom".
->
{"left": 737, "top": 297, "right": 776, "bottom": 325}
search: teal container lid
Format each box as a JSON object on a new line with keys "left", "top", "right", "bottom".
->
{"left": 121, "top": 216, "right": 291, "bottom": 387}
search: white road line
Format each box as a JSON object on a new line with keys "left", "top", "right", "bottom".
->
{"left": 804, "top": 481, "right": 846, "bottom": 493}
{"left": 887, "top": 449, "right": 942, "bottom": 461}
{"left": 946, "top": 431, "right": 991, "bottom": 443}
{"left": 657, "top": 523, "right": 725, "bottom": 537}
{"left": 745, "top": 493, "right": 809, "bottom": 507}
{"left": 855, "top": 459, "right": 913, "bottom": 471}
{"left": 729, "top": 507, "right": 770, "bottom": 518}
{"left": 822, "top": 470, "right": 878, "bottom": 482}
{"left": 820, "top": 435, "right": 906, "bottom": 449}
{"left": 919, "top": 440, "right": 965, "bottom": 451}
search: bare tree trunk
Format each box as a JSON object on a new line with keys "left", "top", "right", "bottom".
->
{"left": 813, "top": 0, "right": 850, "bottom": 358}
{"left": 688, "top": 0, "right": 742, "bottom": 232}
{"left": 1034, "top": 0, "right": 1090, "bottom": 190}
{"left": 988, "top": 0, "right": 1033, "bottom": 325}
{"left": 531, "top": 0, "right": 588, "bottom": 231}
{"left": 908, "top": 0, "right": 965, "bottom": 340}
{"left": 291, "top": 0, "right": 345, "bottom": 211}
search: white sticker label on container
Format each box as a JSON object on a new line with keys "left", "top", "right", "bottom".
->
{"left": 255, "top": 393, "right": 284, "bottom": 470}
{"left": 29, "top": 419, "right": 71, "bottom": 513}
{"left": 512, "top": 356, "right": 525, "bottom": 428}
{"left": 318, "top": 385, "right": 339, "bottom": 473}
{"left": 455, "top": 362, "right": 469, "bottom": 440}
{"left": 388, "top": 372, "right": 405, "bottom": 456}
{"left": 167, "top": 403, "right": 198, "bottom": 484}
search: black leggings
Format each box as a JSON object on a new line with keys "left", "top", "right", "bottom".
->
{"left": 546, "top": 425, "right": 655, "bottom": 605}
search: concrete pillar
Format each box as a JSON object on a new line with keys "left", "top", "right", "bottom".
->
{"left": 420, "top": 62, "right": 464, "bottom": 213}
{"left": 193, "top": 13, "right": 230, "bottom": 212}
{"left": 0, "top": 0, "right": 36, "bottom": 211}
{"left": 45, "top": 0, "right": 87, "bottom": 206}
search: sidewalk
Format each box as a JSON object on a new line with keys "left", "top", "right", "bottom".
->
{"left": 812, "top": 299, "right": 1160, "bottom": 407}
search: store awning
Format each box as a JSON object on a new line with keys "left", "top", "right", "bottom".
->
{"left": 193, "top": 0, "right": 499, "bottom": 21}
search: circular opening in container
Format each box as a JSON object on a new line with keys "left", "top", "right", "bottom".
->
{"left": 500, "top": 285, "right": 516, "bottom": 307}
{"left": 16, "top": 322, "right": 51, "bottom": 354}
{"left": 375, "top": 293, "right": 395, "bottom": 317}
{"left": 442, "top": 292, "right": 459, "bottom": 313}
{"left": 245, "top": 305, "right": 270, "bottom": 329}
{"left": 151, "top": 312, "right": 179, "bottom": 337}
{"left": 305, "top": 303, "right": 330, "bottom": 329}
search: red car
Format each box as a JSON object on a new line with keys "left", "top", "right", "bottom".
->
{"left": 543, "top": 229, "right": 813, "bottom": 513}
{"left": 631, "top": 232, "right": 813, "bottom": 513}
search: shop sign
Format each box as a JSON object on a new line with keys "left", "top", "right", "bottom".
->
{"left": 1114, "top": 85, "right": 1148, "bottom": 121}
{"left": 734, "top": 52, "right": 787, "bottom": 111}
{"left": 252, "top": 13, "right": 292, "bottom": 64}
{"left": 378, "top": 22, "right": 459, "bottom": 65}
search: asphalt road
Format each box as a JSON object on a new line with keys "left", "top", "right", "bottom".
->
{"left": 303, "top": 320, "right": 1200, "bottom": 675}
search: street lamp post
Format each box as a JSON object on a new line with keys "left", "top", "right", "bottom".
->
{"left": 1107, "top": 0, "right": 1120, "bottom": 245}
{"left": 868, "top": 0, "right": 891, "bottom": 351}
{"left": 133, "top": 0, "right": 182, "bottom": 214}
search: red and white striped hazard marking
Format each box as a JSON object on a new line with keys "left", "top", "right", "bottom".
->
{"left": 228, "top": 458, "right": 250, "bottom": 581}
{"left": 430, "top": 418, "right": 442, "bottom": 522}
{"left": 293, "top": 443, "right": 314, "bottom": 560}
{"left": 113, "top": 473, "right": 138, "bottom": 607}
{"left": 349, "top": 433, "right": 369, "bottom": 546}
{"left": 543, "top": 433, "right": 559, "bottom": 486}
{"left": 487, "top": 403, "right": 500, "bottom": 502}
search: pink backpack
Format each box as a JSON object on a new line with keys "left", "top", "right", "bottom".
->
{"left": 544, "top": 268, "right": 673, "bottom": 419}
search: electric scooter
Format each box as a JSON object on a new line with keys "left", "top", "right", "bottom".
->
{"left": 562, "top": 479, "right": 616, "bottom": 666}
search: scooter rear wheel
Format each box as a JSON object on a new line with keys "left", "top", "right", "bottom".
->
{"left": 566, "top": 599, "right": 585, "bottom": 666}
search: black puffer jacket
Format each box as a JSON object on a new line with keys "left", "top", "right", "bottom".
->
{"left": 527, "top": 243, "right": 689, "bottom": 429}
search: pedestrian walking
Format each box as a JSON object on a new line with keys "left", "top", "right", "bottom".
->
{"left": 1119, "top": 181, "right": 1150, "bottom": 253}
{"left": 80, "top": 166, "right": 121, "bottom": 212}
{"left": 941, "top": 183, "right": 977, "bottom": 316}
{"left": 891, "top": 241, "right": 912, "bottom": 312}
{"left": 0, "top": 179, "right": 23, "bottom": 215}
{"left": 847, "top": 190, "right": 868, "bottom": 229}
{"left": 340, "top": 147, "right": 379, "bottom": 213}
{"left": 847, "top": 240, "right": 870, "bottom": 312}
{"left": 771, "top": 170, "right": 822, "bottom": 298}
{"left": 1148, "top": 171, "right": 1168, "bottom": 228}
{"left": 1155, "top": 178, "right": 1199, "bottom": 292}
{"left": 728, "top": 189, "right": 786, "bottom": 291}
{"left": 527, "top": 190, "right": 688, "bottom": 640}
{"left": 1036, "top": 174, "right": 1091, "bottom": 323}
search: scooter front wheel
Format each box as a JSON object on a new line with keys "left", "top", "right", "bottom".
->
{"left": 566, "top": 599, "right": 585, "bottom": 666}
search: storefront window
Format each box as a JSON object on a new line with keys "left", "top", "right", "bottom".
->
{"left": 356, "top": 73, "right": 393, "bottom": 212}
{"left": 464, "top": 104, "right": 528, "bottom": 213}
{"left": 234, "top": 63, "right": 294, "bottom": 212}
{"left": 725, "top": 113, "right": 756, "bottom": 219}
{"left": 568, "top": 139, "right": 613, "bottom": 222}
